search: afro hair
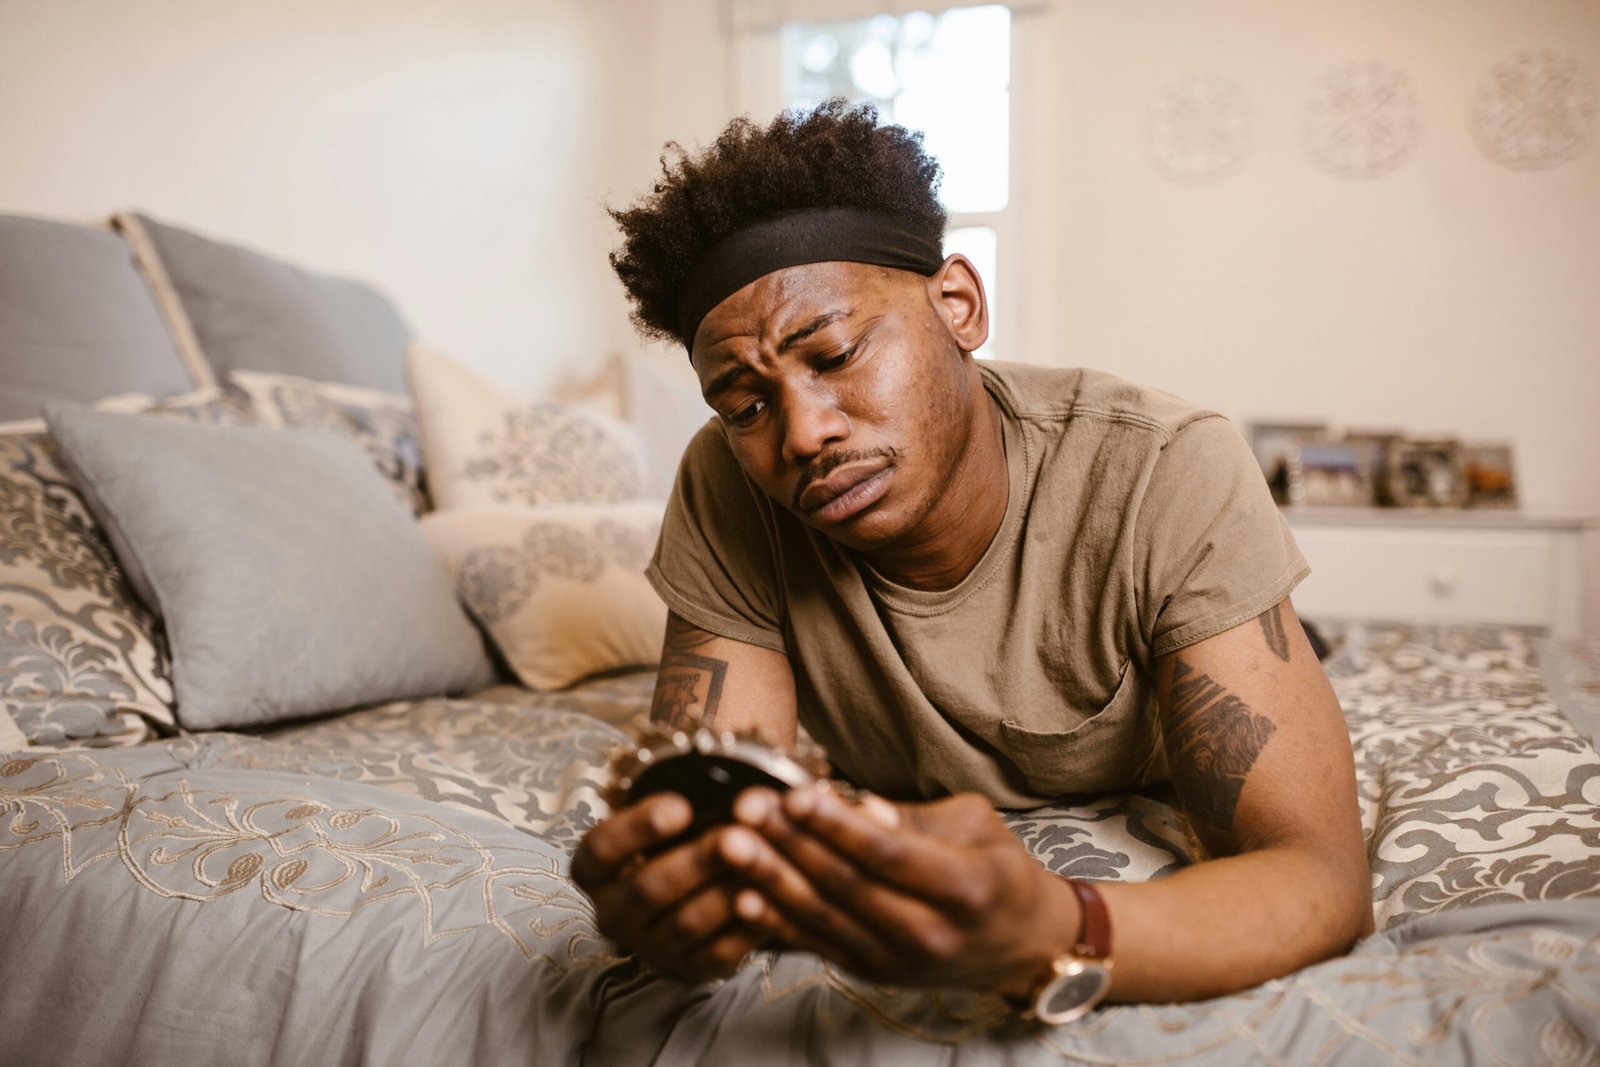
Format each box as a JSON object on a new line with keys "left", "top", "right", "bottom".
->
{"left": 608, "top": 98, "right": 947, "bottom": 345}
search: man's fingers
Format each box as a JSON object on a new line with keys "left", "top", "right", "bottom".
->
{"left": 734, "top": 785, "right": 901, "bottom": 830}
{"left": 627, "top": 827, "right": 733, "bottom": 917}
{"left": 783, "top": 788, "right": 992, "bottom": 915}
{"left": 717, "top": 821, "right": 899, "bottom": 972}
{"left": 590, "top": 825, "right": 765, "bottom": 974}
{"left": 737, "top": 806, "right": 966, "bottom": 969}
{"left": 637, "top": 881, "right": 737, "bottom": 961}
{"left": 856, "top": 791, "right": 902, "bottom": 829}
{"left": 571, "top": 793, "right": 692, "bottom": 891}
{"left": 733, "top": 888, "right": 838, "bottom": 958}
{"left": 632, "top": 882, "right": 764, "bottom": 982}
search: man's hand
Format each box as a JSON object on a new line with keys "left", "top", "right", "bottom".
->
{"left": 722, "top": 786, "right": 1078, "bottom": 996}
{"left": 571, "top": 792, "right": 780, "bottom": 981}
{"left": 571, "top": 611, "right": 806, "bottom": 983}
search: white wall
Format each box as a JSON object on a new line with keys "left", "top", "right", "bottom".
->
{"left": 0, "top": 0, "right": 628, "bottom": 392}
{"left": 587, "top": 0, "right": 732, "bottom": 405}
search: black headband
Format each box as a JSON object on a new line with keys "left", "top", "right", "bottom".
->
{"left": 674, "top": 206, "right": 946, "bottom": 351}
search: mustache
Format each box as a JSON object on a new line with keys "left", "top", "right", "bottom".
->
{"left": 791, "top": 446, "right": 901, "bottom": 511}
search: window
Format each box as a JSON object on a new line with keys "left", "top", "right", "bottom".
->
{"left": 777, "top": 5, "right": 1013, "bottom": 358}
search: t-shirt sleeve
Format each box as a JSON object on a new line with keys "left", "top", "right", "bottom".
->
{"left": 1133, "top": 414, "right": 1309, "bottom": 657}
{"left": 645, "top": 422, "right": 787, "bottom": 653}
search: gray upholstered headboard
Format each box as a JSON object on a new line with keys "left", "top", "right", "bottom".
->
{"left": 113, "top": 213, "right": 412, "bottom": 394}
{"left": 0, "top": 210, "right": 413, "bottom": 423}
{"left": 0, "top": 213, "right": 205, "bottom": 422}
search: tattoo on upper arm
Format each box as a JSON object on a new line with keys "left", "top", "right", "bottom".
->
{"left": 1258, "top": 603, "right": 1291, "bottom": 662}
{"left": 651, "top": 616, "right": 728, "bottom": 728}
{"left": 1165, "top": 658, "right": 1277, "bottom": 832}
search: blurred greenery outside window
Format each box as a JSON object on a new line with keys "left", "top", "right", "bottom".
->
{"left": 780, "top": 5, "right": 1011, "bottom": 358}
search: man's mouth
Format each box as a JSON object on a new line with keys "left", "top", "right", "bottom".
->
{"left": 795, "top": 453, "right": 897, "bottom": 524}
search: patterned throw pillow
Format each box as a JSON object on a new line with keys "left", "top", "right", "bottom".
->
{"left": 228, "top": 370, "right": 427, "bottom": 515}
{"left": 0, "top": 390, "right": 253, "bottom": 748}
{"left": 406, "top": 344, "right": 650, "bottom": 511}
{"left": 421, "top": 503, "right": 667, "bottom": 690}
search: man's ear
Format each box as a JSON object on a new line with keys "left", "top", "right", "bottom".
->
{"left": 925, "top": 254, "right": 989, "bottom": 355}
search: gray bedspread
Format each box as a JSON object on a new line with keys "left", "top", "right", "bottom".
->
{"left": 2, "top": 625, "right": 1598, "bottom": 1065}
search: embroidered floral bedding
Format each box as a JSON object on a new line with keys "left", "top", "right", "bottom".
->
{"left": 2, "top": 625, "right": 1597, "bottom": 1065}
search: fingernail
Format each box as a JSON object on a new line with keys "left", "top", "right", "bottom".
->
{"left": 651, "top": 795, "right": 689, "bottom": 833}
{"left": 785, "top": 787, "right": 817, "bottom": 818}
{"left": 735, "top": 889, "right": 764, "bottom": 921}
{"left": 734, "top": 788, "right": 777, "bottom": 824}
{"left": 860, "top": 793, "right": 901, "bottom": 829}
{"left": 812, "top": 790, "right": 839, "bottom": 818}
{"left": 721, "top": 827, "right": 757, "bottom": 865}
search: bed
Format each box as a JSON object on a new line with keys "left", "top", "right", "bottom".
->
{"left": 2, "top": 210, "right": 1598, "bottom": 1065}
{"left": 4, "top": 625, "right": 1599, "bottom": 1064}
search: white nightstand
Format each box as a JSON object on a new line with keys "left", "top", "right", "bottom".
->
{"left": 1283, "top": 508, "right": 1593, "bottom": 636}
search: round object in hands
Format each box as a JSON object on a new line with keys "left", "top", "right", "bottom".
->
{"left": 610, "top": 725, "right": 827, "bottom": 854}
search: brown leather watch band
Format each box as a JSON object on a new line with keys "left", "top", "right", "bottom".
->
{"left": 1065, "top": 878, "right": 1112, "bottom": 960}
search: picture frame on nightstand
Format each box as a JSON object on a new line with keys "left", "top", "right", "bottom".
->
{"left": 1461, "top": 442, "right": 1519, "bottom": 509}
{"left": 1282, "top": 442, "right": 1373, "bottom": 507}
{"left": 1386, "top": 438, "right": 1470, "bottom": 508}
{"left": 1341, "top": 429, "right": 1403, "bottom": 505}
{"left": 1247, "top": 420, "right": 1328, "bottom": 504}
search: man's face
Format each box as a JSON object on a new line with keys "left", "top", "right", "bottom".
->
{"left": 689, "top": 259, "right": 986, "bottom": 553}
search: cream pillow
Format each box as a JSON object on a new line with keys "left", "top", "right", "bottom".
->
{"left": 407, "top": 344, "right": 650, "bottom": 511}
{"left": 422, "top": 503, "right": 667, "bottom": 690}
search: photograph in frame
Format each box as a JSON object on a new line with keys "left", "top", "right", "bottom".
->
{"left": 1386, "top": 438, "right": 1469, "bottom": 508}
{"left": 1461, "top": 441, "right": 1519, "bottom": 509}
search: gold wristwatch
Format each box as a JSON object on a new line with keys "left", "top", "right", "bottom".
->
{"left": 1020, "top": 878, "right": 1114, "bottom": 1024}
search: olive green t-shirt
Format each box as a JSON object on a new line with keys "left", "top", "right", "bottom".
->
{"left": 646, "top": 362, "right": 1308, "bottom": 808}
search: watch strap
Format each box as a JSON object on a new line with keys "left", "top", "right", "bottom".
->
{"left": 1065, "top": 878, "right": 1111, "bottom": 960}
{"left": 1005, "top": 877, "right": 1114, "bottom": 1019}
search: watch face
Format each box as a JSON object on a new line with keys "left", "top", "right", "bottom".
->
{"left": 1037, "top": 961, "right": 1112, "bottom": 1025}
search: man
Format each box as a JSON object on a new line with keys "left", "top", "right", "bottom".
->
{"left": 573, "top": 100, "right": 1371, "bottom": 1017}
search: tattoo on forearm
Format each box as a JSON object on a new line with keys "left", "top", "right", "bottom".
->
{"left": 1258, "top": 603, "right": 1291, "bottom": 662}
{"left": 651, "top": 616, "right": 728, "bottom": 727}
{"left": 1165, "top": 658, "right": 1277, "bottom": 831}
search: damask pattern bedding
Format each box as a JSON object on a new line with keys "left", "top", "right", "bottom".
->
{"left": 1, "top": 625, "right": 1597, "bottom": 1065}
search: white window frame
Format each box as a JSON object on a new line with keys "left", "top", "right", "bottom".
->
{"left": 725, "top": 0, "right": 1060, "bottom": 364}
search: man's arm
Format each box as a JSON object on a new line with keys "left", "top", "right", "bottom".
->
{"left": 1090, "top": 596, "right": 1373, "bottom": 999}
{"left": 570, "top": 611, "right": 799, "bottom": 979}
{"left": 648, "top": 611, "right": 799, "bottom": 743}
{"left": 721, "top": 597, "right": 1374, "bottom": 1002}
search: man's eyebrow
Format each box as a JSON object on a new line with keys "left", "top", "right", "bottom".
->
{"left": 702, "top": 308, "right": 854, "bottom": 401}
{"left": 703, "top": 364, "right": 752, "bottom": 402}
{"left": 778, "top": 308, "right": 851, "bottom": 353}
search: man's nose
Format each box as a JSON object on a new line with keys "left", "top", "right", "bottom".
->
{"left": 779, "top": 383, "right": 850, "bottom": 466}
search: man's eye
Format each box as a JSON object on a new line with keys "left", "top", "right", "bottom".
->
{"left": 818, "top": 346, "right": 856, "bottom": 372}
{"left": 728, "top": 399, "right": 766, "bottom": 427}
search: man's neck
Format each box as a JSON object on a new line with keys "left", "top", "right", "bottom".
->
{"left": 861, "top": 384, "right": 1009, "bottom": 592}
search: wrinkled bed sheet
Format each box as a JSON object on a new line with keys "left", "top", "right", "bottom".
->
{"left": 1, "top": 626, "right": 1597, "bottom": 1065}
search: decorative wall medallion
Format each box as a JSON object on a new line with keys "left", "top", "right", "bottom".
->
{"left": 1305, "top": 62, "right": 1422, "bottom": 180}
{"left": 1473, "top": 49, "right": 1596, "bottom": 171}
{"left": 1147, "top": 74, "right": 1253, "bottom": 185}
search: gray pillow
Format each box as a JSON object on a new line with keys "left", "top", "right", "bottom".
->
{"left": 44, "top": 406, "right": 495, "bottom": 730}
{"left": 0, "top": 214, "right": 204, "bottom": 422}
{"left": 114, "top": 212, "right": 412, "bottom": 392}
